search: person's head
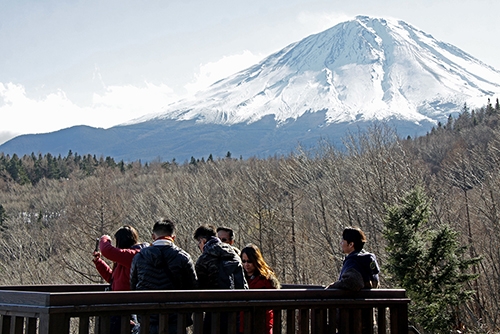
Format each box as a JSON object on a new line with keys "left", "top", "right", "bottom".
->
{"left": 152, "top": 219, "right": 176, "bottom": 240}
{"left": 240, "top": 244, "right": 274, "bottom": 279}
{"left": 193, "top": 225, "right": 216, "bottom": 252}
{"left": 114, "top": 225, "right": 139, "bottom": 249}
{"left": 217, "top": 226, "right": 235, "bottom": 245}
{"left": 340, "top": 227, "right": 367, "bottom": 254}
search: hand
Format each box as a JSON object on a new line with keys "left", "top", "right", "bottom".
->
{"left": 92, "top": 251, "right": 101, "bottom": 263}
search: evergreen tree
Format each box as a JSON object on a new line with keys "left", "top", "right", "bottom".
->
{"left": 0, "top": 204, "right": 7, "bottom": 232}
{"left": 486, "top": 98, "right": 495, "bottom": 114}
{"left": 6, "top": 154, "right": 30, "bottom": 184}
{"left": 445, "top": 114, "right": 454, "bottom": 130}
{"left": 383, "top": 187, "right": 481, "bottom": 333}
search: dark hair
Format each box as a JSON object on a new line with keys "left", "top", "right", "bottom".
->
{"left": 342, "top": 227, "right": 367, "bottom": 252}
{"left": 193, "top": 225, "right": 216, "bottom": 241}
{"left": 153, "top": 219, "right": 176, "bottom": 237}
{"left": 241, "top": 244, "right": 280, "bottom": 288}
{"left": 114, "top": 225, "right": 139, "bottom": 249}
{"left": 216, "top": 226, "right": 235, "bottom": 240}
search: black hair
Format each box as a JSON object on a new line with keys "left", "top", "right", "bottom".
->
{"left": 153, "top": 219, "right": 176, "bottom": 237}
{"left": 114, "top": 225, "right": 139, "bottom": 249}
{"left": 193, "top": 225, "right": 216, "bottom": 241}
{"left": 216, "top": 226, "right": 235, "bottom": 240}
{"left": 342, "top": 227, "right": 367, "bottom": 252}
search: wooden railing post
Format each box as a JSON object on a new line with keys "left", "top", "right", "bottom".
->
{"left": 38, "top": 313, "right": 70, "bottom": 334}
{"left": 78, "top": 315, "right": 90, "bottom": 334}
{"left": 272, "top": 309, "right": 282, "bottom": 334}
{"left": 27, "top": 317, "right": 37, "bottom": 334}
{"left": 339, "top": 308, "right": 350, "bottom": 333}
{"left": 286, "top": 309, "right": 295, "bottom": 334}
{"left": 390, "top": 303, "right": 408, "bottom": 333}
{"left": 192, "top": 312, "right": 204, "bottom": 334}
{"left": 13, "top": 316, "right": 24, "bottom": 334}
{"left": 377, "top": 307, "right": 386, "bottom": 334}
{"left": 0, "top": 315, "right": 8, "bottom": 334}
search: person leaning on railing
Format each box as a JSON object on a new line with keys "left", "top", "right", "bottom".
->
{"left": 326, "top": 227, "right": 380, "bottom": 291}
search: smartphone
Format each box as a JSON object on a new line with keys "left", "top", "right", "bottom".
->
{"left": 95, "top": 238, "right": 100, "bottom": 252}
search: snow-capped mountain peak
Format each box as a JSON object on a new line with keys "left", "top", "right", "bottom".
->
{"left": 132, "top": 16, "right": 500, "bottom": 127}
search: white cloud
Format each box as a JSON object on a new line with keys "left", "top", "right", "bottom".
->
{"left": 297, "top": 11, "right": 352, "bottom": 33}
{"left": 0, "top": 81, "right": 180, "bottom": 145}
{"left": 184, "top": 50, "right": 265, "bottom": 95}
{"left": 92, "top": 83, "right": 178, "bottom": 122}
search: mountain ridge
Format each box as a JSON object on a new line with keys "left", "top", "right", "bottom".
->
{"left": 1, "top": 15, "right": 499, "bottom": 162}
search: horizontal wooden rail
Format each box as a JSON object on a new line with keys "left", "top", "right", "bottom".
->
{"left": 0, "top": 284, "right": 409, "bottom": 334}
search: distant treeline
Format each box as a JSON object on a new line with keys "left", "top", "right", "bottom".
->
{"left": 0, "top": 148, "right": 233, "bottom": 186}
{"left": 0, "top": 151, "right": 131, "bottom": 185}
{"left": 2, "top": 99, "right": 500, "bottom": 186}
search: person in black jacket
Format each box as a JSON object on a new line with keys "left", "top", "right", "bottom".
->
{"left": 326, "top": 227, "right": 380, "bottom": 291}
{"left": 193, "top": 225, "right": 247, "bottom": 334}
{"left": 130, "top": 219, "right": 198, "bottom": 334}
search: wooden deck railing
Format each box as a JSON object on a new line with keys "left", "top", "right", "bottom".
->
{"left": 0, "top": 284, "right": 409, "bottom": 334}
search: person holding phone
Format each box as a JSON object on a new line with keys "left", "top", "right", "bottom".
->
{"left": 92, "top": 225, "right": 149, "bottom": 334}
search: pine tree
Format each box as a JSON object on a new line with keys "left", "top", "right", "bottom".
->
{"left": 0, "top": 204, "right": 7, "bottom": 232}
{"left": 383, "top": 187, "right": 481, "bottom": 333}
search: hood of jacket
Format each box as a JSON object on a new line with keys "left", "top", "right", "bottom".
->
{"left": 203, "top": 237, "right": 239, "bottom": 260}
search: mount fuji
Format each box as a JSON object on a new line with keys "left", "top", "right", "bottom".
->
{"left": 2, "top": 16, "right": 500, "bottom": 162}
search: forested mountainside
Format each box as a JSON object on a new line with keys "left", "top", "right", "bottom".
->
{"left": 2, "top": 100, "right": 500, "bottom": 332}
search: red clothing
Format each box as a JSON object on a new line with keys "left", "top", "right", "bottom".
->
{"left": 241, "top": 275, "right": 276, "bottom": 334}
{"left": 93, "top": 235, "right": 143, "bottom": 291}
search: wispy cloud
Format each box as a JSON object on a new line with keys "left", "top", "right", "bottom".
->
{"left": 184, "top": 50, "right": 265, "bottom": 95}
{"left": 297, "top": 11, "right": 352, "bottom": 33}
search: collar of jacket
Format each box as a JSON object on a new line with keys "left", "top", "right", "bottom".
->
{"left": 153, "top": 239, "right": 174, "bottom": 246}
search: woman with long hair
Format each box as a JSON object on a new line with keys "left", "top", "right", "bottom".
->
{"left": 93, "top": 225, "right": 149, "bottom": 334}
{"left": 240, "top": 244, "right": 280, "bottom": 334}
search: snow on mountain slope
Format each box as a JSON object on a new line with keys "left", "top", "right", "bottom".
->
{"left": 131, "top": 16, "right": 500, "bottom": 127}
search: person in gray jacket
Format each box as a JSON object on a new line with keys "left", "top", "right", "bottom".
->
{"left": 130, "top": 219, "right": 198, "bottom": 334}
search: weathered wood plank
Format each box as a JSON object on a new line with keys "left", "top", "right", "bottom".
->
{"left": 0, "top": 285, "right": 410, "bottom": 334}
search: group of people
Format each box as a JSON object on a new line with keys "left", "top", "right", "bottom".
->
{"left": 92, "top": 220, "right": 379, "bottom": 334}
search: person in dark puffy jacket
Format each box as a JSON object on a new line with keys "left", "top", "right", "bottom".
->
{"left": 193, "top": 225, "right": 247, "bottom": 290}
{"left": 193, "top": 225, "right": 247, "bottom": 334}
{"left": 326, "top": 227, "right": 380, "bottom": 291}
{"left": 130, "top": 219, "right": 198, "bottom": 334}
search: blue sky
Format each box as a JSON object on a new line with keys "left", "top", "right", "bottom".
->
{"left": 1, "top": 0, "right": 499, "bottom": 144}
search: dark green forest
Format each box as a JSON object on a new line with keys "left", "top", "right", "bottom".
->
{"left": 2, "top": 99, "right": 500, "bottom": 333}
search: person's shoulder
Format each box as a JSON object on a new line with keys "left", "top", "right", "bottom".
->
{"left": 217, "top": 242, "right": 240, "bottom": 259}
{"left": 170, "top": 244, "right": 193, "bottom": 260}
{"left": 355, "top": 251, "right": 378, "bottom": 264}
{"left": 135, "top": 244, "right": 160, "bottom": 258}
{"left": 131, "top": 242, "right": 150, "bottom": 250}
